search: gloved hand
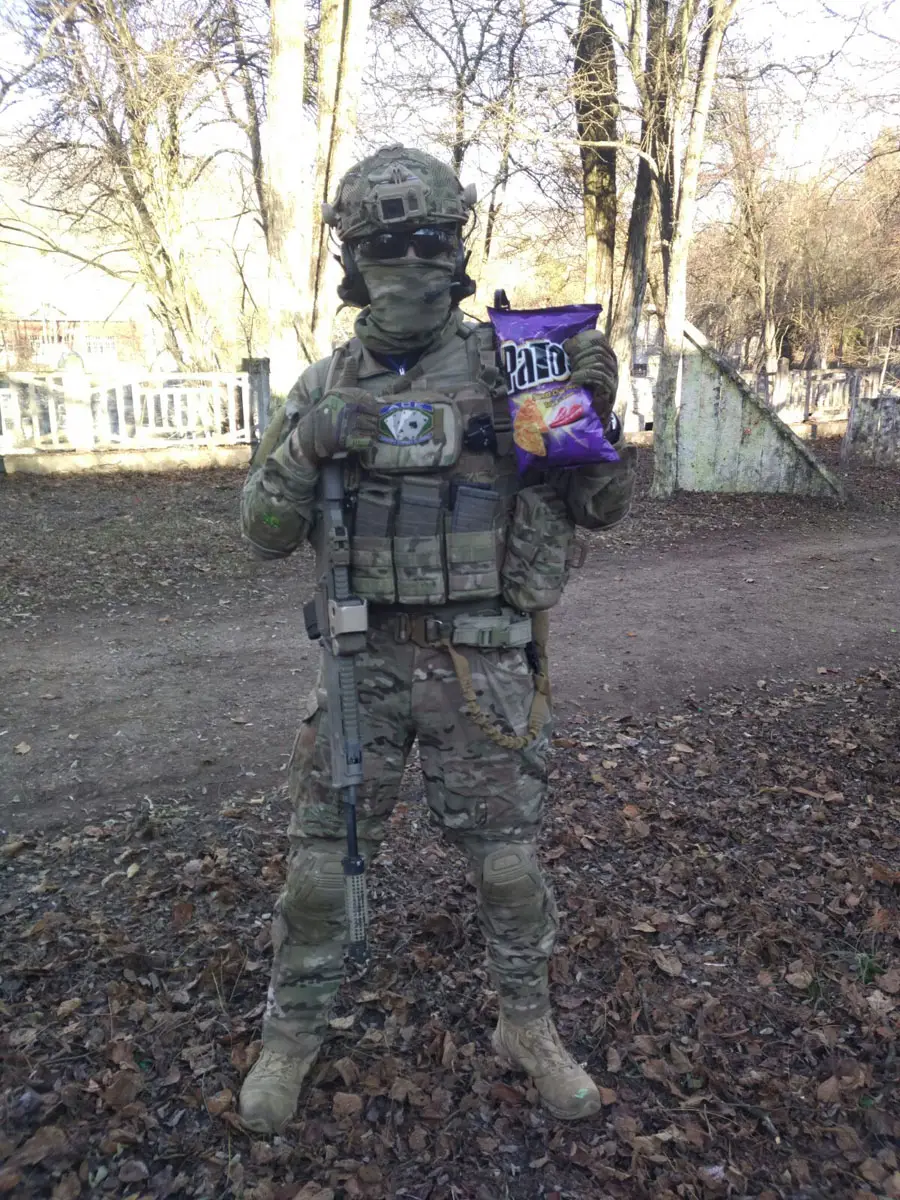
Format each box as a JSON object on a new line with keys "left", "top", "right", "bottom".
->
{"left": 564, "top": 329, "right": 619, "bottom": 427}
{"left": 291, "top": 388, "right": 380, "bottom": 464}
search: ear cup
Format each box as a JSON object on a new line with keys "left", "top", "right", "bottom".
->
{"left": 450, "top": 245, "right": 476, "bottom": 306}
{"left": 337, "top": 243, "right": 370, "bottom": 307}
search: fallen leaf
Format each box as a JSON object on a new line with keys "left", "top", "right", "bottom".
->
{"left": 786, "top": 969, "right": 814, "bottom": 990}
{"left": 50, "top": 1173, "right": 81, "bottom": 1200}
{"left": 0, "top": 1170, "right": 23, "bottom": 1195}
{"left": 18, "top": 1125, "right": 69, "bottom": 1165}
{"left": 408, "top": 1126, "right": 429, "bottom": 1152}
{"left": 652, "top": 948, "right": 683, "bottom": 977}
{"left": 817, "top": 1075, "right": 842, "bottom": 1103}
{"left": 103, "top": 1070, "right": 142, "bottom": 1110}
{"left": 0, "top": 840, "right": 29, "bottom": 859}
{"left": 206, "top": 1088, "right": 233, "bottom": 1116}
{"left": 332, "top": 1092, "right": 363, "bottom": 1118}
{"left": 118, "top": 1159, "right": 149, "bottom": 1183}
{"left": 291, "top": 1186, "right": 335, "bottom": 1200}
{"left": 490, "top": 1081, "right": 524, "bottom": 1106}
{"left": 56, "top": 998, "right": 82, "bottom": 1018}
{"left": 860, "top": 1159, "right": 887, "bottom": 1186}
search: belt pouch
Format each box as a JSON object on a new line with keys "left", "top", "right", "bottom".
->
{"left": 447, "top": 484, "right": 503, "bottom": 601}
{"left": 501, "top": 485, "right": 574, "bottom": 611}
{"left": 351, "top": 482, "right": 397, "bottom": 603}
{"left": 393, "top": 477, "right": 447, "bottom": 605}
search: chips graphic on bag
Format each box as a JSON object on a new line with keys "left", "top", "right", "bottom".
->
{"left": 513, "top": 394, "right": 548, "bottom": 456}
{"left": 488, "top": 302, "right": 620, "bottom": 473}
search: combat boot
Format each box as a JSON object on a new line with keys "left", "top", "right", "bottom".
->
{"left": 238, "top": 1044, "right": 319, "bottom": 1134}
{"left": 492, "top": 1013, "right": 602, "bottom": 1120}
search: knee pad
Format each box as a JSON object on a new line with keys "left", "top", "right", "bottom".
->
{"left": 280, "top": 846, "right": 346, "bottom": 928}
{"left": 479, "top": 843, "right": 545, "bottom": 914}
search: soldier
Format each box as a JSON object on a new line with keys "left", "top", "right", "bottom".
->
{"left": 239, "top": 145, "right": 636, "bottom": 1134}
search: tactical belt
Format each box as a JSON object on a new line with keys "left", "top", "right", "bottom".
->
{"left": 368, "top": 608, "right": 532, "bottom": 651}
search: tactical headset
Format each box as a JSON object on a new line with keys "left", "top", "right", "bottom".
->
{"left": 336, "top": 237, "right": 477, "bottom": 309}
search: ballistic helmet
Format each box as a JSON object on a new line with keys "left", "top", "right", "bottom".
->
{"left": 322, "top": 145, "right": 477, "bottom": 242}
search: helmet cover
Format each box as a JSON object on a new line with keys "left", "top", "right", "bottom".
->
{"left": 323, "top": 145, "right": 476, "bottom": 241}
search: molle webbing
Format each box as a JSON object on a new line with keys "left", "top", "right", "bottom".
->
{"left": 465, "top": 324, "right": 513, "bottom": 456}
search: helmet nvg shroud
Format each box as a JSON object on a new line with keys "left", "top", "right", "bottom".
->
{"left": 322, "top": 145, "right": 477, "bottom": 242}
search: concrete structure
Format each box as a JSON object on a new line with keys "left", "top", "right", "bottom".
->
{"left": 673, "top": 322, "right": 843, "bottom": 498}
{"left": 842, "top": 393, "right": 900, "bottom": 468}
{"left": 1, "top": 444, "right": 251, "bottom": 476}
{"left": 625, "top": 312, "right": 881, "bottom": 434}
{"left": 761, "top": 361, "right": 881, "bottom": 426}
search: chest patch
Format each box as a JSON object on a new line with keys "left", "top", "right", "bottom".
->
{"left": 379, "top": 401, "right": 434, "bottom": 446}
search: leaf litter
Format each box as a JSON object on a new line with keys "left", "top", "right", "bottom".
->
{"left": 1, "top": 663, "right": 897, "bottom": 1199}
{"left": 1, "top": 441, "right": 899, "bottom": 1197}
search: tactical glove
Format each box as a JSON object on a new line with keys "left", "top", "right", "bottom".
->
{"left": 563, "top": 329, "right": 619, "bottom": 427}
{"left": 291, "top": 388, "right": 380, "bottom": 464}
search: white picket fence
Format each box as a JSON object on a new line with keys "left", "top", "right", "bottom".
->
{"left": 0, "top": 371, "right": 256, "bottom": 454}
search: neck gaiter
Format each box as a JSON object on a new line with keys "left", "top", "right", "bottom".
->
{"left": 353, "top": 257, "right": 457, "bottom": 354}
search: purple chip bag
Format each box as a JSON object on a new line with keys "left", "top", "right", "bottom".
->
{"left": 487, "top": 303, "right": 620, "bottom": 474}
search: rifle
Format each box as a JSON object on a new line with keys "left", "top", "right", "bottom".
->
{"left": 304, "top": 460, "right": 369, "bottom": 965}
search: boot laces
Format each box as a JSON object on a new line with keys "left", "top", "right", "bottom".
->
{"left": 505, "top": 1014, "right": 580, "bottom": 1076}
{"left": 254, "top": 1047, "right": 315, "bottom": 1085}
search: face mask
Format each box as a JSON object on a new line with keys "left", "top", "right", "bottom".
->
{"left": 354, "top": 257, "right": 456, "bottom": 353}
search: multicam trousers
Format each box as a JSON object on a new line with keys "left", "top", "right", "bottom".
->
{"left": 262, "top": 623, "right": 559, "bottom": 1053}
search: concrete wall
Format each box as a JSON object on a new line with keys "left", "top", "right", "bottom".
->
{"left": 622, "top": 337, "right": 880, "bottom": 435}
{"left": 676, "top": 322, "right": 843, "bottom": 498}
{"left": 1, "top": 444, "right": 252, "bottom": 476}
{"left": 842, "top": 393, "right": 900, "bottom": 467}
{"left": 761, "top": 363, "right": 881, "bottom": 425}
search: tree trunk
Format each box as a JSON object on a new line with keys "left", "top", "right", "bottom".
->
{"left": 265, "top": 0, "right": 314, "bottom": 398}
{"left": 484, "top": 89, "right": 514, "bottom": 264}
{"left": 308, "top": 0, "right": 373, "bottom": 359}
{"left": 574, "top": 0, "right": 617, "bottom": 324}
{"left": 611, "top": 153, "right": 654, "bottom": 423}
{"left": 609, "top": 0, "right": 669, "bottom": 423}
{"left": 652, "top": 0, "right": 739, "bottom": 497}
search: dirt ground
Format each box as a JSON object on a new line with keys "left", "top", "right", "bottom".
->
{"left": 1, "top": 439, "right": 898, "bottom": 1199}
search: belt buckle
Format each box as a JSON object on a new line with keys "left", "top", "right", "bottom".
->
{"left": 424, "top": 617, "right": 449, "bottom": 644}
{"left": 395, "top": 613, "right": 411, "bottom": 643}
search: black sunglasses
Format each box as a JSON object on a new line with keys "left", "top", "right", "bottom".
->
{"left": 353, "top": 226, "right": 458, "bottom": 261}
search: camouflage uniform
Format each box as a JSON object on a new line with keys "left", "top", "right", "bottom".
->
{"left": 242, "top": 317, "right": 633, "bottom": 1030}
{"left": 238, "top": 146, "right": 636, "bottom": 1132}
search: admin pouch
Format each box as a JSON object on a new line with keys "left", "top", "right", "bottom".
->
{"left": 361, "top": 394, "right": 464, "bottom": 473}
{"left": 501, "top": 484, "right": 579, "bottom": 611}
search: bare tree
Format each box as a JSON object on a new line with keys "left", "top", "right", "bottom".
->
{"left": 264, "top": 0, "right": 316, "bottom": 392}
{"left": 573, "top": 0, "right": 618, "bottom": 321}
{"left": 651, "top": 0, "right": 740, "bottom": 496}
{"left": 308, "top": 0, "right": 373, "bottom": 359}
{"left": 0, "top": 0, "right": 237, "bottom": 369}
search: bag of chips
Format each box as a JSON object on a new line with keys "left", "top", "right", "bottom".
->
{"left": 487, "top": 302, "right": 620, "bottom": 473}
